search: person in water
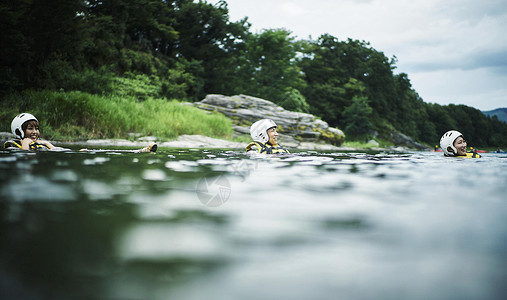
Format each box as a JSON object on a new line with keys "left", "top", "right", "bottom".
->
{"left": 439, "top": 130, "right": 481, "bottom": 158}
{"left": 245, "top": 119, "right": 290, "bottom": 154}
{"left": 4, "top": 113, "right": 56, "bottom": 150}
{"left": 5, "top": 113, "right": 156, "bottom": 152}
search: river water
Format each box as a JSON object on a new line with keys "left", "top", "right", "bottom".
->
{"left": 0, "top": 147, "right": 506, "bottom": 300}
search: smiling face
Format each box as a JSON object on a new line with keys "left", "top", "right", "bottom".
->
{"left": 453, "top": 136, "right": 467, "bottom": 156}
{"left": 23, "top": 120, "right": 40, "bottom": 141}
{"left": 267, "top": 126, "right": 278, "bottom": 146}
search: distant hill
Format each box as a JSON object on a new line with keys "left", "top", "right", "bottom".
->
{"left": 482, "top": 108, "right": 507, "bottom": 123}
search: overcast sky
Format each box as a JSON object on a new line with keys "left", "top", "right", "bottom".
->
{"left": 211, "top": 0, "right": 507, "bottom": 111}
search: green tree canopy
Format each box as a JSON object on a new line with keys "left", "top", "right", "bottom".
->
{"left": 234, "top": 28, "right": 306, "bottom": 104}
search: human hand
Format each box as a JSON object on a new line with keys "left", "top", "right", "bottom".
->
{"left": 21, "top": 138, "right": 34, "bottom": 150}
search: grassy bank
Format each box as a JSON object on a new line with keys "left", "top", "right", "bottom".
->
{"left": 0, "top": 90, "right": 233, "bottom": 141}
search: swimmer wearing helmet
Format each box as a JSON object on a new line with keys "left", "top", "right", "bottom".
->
{"left": 440, "top": 130, "right": 481, "bottom": 158}
{"left": 246, "top": 119, "right": 290, "bottom": 154}
{"left": 5, "top": 113, "right": 156, "bottom": 152}
{"left": 5, "top": 113, "right": 56, "bottom": 150}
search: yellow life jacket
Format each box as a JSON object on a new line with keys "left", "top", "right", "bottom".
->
{"left": 461, "top": 151, "right": 481, "bottom": 158}
{"left": 4, "top": 139, "right": 50, "bottom": 151}
{"left": 445, "top": 151, "right": 481, "bottom": 158}
{"left": 245, "top": 141, "right": 290, "bottom": 154}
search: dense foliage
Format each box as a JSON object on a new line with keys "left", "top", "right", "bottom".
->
{"left": 1, "top": 0, "right": 506, "bottom": 146}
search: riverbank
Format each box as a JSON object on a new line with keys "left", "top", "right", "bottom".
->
{"left": 1, "top": 91, "right": 432, "bottom": 151}
{"left": 0, "top": 132, "right": 396, "bottom": 151}
{"left": 0, "top": 90, "right": 234, "bottom": 142}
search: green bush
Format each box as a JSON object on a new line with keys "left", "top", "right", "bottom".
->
{"left": 279, "top": 88, "right": 310, "bottom": 113}
{"left": 31, "top": 59, "right": 114, "bottom": 95}
{"left": 112, "top": 73, "right": 162, "bottom": 100}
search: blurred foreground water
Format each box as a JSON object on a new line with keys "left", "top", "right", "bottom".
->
{"left": 1, "top": 147, "right": 506, "bottom": 300}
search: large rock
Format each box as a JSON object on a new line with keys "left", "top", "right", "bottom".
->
{"left": 192, "top": 94, "right": 345, "bottom": 147}
{"left": 388, "top": 130, "right": 428, "bottom": 150}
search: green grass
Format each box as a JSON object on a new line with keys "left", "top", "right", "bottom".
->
{"left": 0, "top": 90, "right": 233, "bottom": 141}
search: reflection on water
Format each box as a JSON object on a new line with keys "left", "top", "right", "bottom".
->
{"left": 1, "top": 147, "right": 506, "bottom": 299}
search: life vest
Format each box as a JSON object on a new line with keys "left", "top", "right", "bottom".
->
{"left": 461, "top": 151, "right": 481, "bottom": 158}
{"left": 447, "top": 151, "right": 481, "bottom": 158}
{"left": 245, "top": 141, "right": 290, "bottom": 154}
{"left": 4, "top": 139, "right": 50, "bottom": 151}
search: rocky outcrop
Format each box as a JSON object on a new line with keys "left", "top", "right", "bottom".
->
{"left": 388, "top": 131, "right": 429, "bottom": 150}
{"left": 191, "top": 94, "right": 345, "bottom": 147}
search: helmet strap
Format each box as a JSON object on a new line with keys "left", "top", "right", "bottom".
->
{"left": 15, "top": 128, "right": 23, "bottom": 138}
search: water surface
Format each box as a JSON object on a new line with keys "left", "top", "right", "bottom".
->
{"left": 1, "top": 147, "right": 506, "bottom": 299}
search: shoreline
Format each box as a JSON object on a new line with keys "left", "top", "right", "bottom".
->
{"left": 0, "top": 132, "right": 406, "bottom": 152}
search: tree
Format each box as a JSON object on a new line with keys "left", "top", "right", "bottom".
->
{"left": 0, "top": 0, "right": 87, "bottom": 90}
{"left": 426, "top": 104, "right": 458, "bottom": 140}
{"left": 235, "top": 28, "right": 306, "bottom": 103}
{"left": 0, "top": 0, "right": 31, "bottom": 90}
{"left": 341, "top": 96, "right": 373, "bottom": 139}
{"left": 170, "top": 0, "right": 250, "bottom": 98}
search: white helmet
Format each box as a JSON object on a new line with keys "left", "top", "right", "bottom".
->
{"left": 11, "top": 113, "right": 38, "bottom": 138}
{"left": 250, "top": 119, "right": 277, "bottom": 143}
{"left": 440, "top": 130, "right": 463, "bottom": 156}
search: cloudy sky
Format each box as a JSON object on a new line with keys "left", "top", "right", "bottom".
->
{"left": 211, "top": 0, "right": 507, "bottom": 111}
